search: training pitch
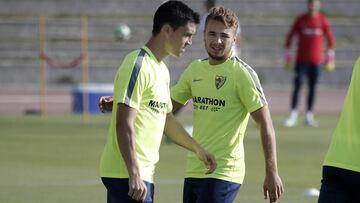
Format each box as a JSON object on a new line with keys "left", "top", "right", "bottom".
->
{"left": 0, "top": 113, "right": 338, "bottom": 203}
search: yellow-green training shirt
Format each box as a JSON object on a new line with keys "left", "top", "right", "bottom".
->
{"left": 323, "top": 56, "right": 360, "bottom": 173}
{"left": 171, "top": 56, "right": 267, "bottom": 184}
{"left": 100, "top": 46, "right": 172, "bottom": 183}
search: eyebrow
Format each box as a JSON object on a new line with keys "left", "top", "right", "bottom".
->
{"left": 207, "top": 31, "right": 231, "bottom": 36}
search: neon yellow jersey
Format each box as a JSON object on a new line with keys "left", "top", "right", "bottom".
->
{"left": 323, "top": 56, "right": 360, "bottom": 173}
{"left": 100, "top": 46, "right": 172, "bottom": 183}
{"left": 171, "top": 57, "right": 267, "bottom": 183}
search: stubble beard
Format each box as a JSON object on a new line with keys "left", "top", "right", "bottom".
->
{"left": 207, "top": 52, "right": 226, "bottom": 61}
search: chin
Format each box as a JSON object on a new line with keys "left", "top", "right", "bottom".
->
{"left": 208, "top": 53, "right": 225, "bottom": 61}
{"left": 175, "top": 52, "right": 182, "bottom": 57}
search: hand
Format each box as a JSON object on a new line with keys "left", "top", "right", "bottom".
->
{"left": 283, "top": 49, "right": 293, "bottom": 71}
{"left": 324, "top": 49, "right": 335, "bottom": 72}
{"left": 98, "top": 96, "right": 113, "bottom": 113}
{"left": 128, "top": 174, "right": 148, "bottom": 202}
{"left": 324, "top": 63, "right": 335, "bottom": 72}
{"left": 263, "top": 172, "right": 284, "bottom": 203}
{"left": 195, "top": 148, "right": 217, "bottom": 174}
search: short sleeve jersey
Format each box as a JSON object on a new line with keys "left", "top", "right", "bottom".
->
{"left": 100, "top": 46, "right": 172, "bottom": 183}
{"left": 323, "top": 56, "right": 360, "bottom": 173}
{"left": 171, "top": 57, "right": 267, "bottom": 184}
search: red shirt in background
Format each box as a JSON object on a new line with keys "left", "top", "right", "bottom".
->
{"left": 285, "top": 13, "right": 335, "bottom": 65}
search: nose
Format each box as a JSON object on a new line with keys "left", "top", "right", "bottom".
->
{"left": 186, "top": 36, "right": 193, "bottom": 46}
{"left": 215, "top": 36, "right": 223, "bottom": 44}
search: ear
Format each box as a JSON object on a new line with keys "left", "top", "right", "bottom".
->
{"left": 232, "top": 29, "right": 237, "bottom": 43}
{"left": 160, "top": 24, "right": 172, "bottom": 37}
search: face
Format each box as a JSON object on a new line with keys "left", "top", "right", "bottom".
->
{"left": 165, "top": 22, "right": 196, "bottom": 57}
{"left": 204, "top": 19, "right": 236, "bottom": 63}
{"left": 308, "top": 0, "right": 320, "bottom": 13}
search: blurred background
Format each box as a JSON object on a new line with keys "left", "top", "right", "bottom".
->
{"left": 0, "top": 0, "right": 359, "bottom": 202}
{"left": 0, "top": 0, "right": 359, "bottom": 114}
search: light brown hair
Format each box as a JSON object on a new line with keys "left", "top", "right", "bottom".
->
{"left": 205, "top": 6, "right": 238, "bottom": 31}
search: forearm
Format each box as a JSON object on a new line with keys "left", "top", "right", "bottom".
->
{"left": 251, "top": 106, "right": 279, "bottom": 174}
{"left": 117, "top": 124, "right": 139, "bottom": 176}
{"left": 259, "top": 124, "right": 278, "bottom": 175}
{"left": 164, "top": 113, "right": 200, "bottom": 153}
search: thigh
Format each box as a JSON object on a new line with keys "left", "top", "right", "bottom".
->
{"left": 318, "top": 178, "right": 351, "bottom": 203}
{"left": 307, "top": 64, "right": 321, "bottom": 84}
{"left": 101, "top": 177, "right": 154, "bottom": 203}
{"left": 318, "top": 166, "right": 360, "bottom": 203}
{"left": 197, "top": 178, "right": 241, "bottom": 203}
{"left": 183, "top": 178, "right": 200, "bottom": 203}
{"left": 294, "top": 63, "right": 307, "bottom": 80}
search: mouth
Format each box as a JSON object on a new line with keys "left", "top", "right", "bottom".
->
{"left": 210, "top": 46, "right": 224, "bottom": 53}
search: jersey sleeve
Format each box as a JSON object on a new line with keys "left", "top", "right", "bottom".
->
{"left": 167, "top": 88, "right": 173, "bottom": 113}
{"left": 113, "top": 51, "right": 147, "bottom": 111}
{"left": 237, "top": 64, "right": 267, "bottom": 113}
{"left": 285, "top": 16, "right": 301, "bottom": 48}
{"left": 322, "top": 16, "right": 335, "bottom": 49}
{"left": 170, "top": 65, "right": 193, "bottom": 105}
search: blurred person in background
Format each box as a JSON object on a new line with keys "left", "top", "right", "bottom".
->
{"left": 318, "top": 56, "right": 360, "bottom": 203}
{"left": 283, "top": 0, "right": 335, "bottom": 127}
{"left": 99, "top": 1, "right": 216, "bottom": 203}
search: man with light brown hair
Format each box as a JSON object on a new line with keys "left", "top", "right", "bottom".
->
{"left": 171, "top": 6, "right": 284, "bottom": 203}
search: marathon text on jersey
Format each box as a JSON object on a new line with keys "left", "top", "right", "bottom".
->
{"left": 192, "top": 96, "right": 226, "bottom": 107}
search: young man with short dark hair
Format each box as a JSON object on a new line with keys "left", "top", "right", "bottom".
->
{"left": 100, "top": 2, "right": 217, "bottom": 202}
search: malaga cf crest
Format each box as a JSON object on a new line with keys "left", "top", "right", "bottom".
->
{"left": 215, "top": 75, "right": 226, "bottom": 89}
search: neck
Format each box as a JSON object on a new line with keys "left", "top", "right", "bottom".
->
{"left": 308, "top": 10, "right": 319, "bottom": 16}
{"left": 209, "top": 57, "right": 227, "bottom": 65}
{"left": 146, "top": 35, "right": 167, "bottom": 62}
{"left": 208, "top": 52, "right": 232, "bottom": 66}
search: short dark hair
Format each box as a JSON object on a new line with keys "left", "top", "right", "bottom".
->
{"left": 308, "top": 0, "right": 319, "bottom": 4}
{"left": 152, "top": 1, "right": 200, "bottom": 35}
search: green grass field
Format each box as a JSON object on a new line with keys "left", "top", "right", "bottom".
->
{"left": 0, "top": 112, "right": 339, "bottom": 203}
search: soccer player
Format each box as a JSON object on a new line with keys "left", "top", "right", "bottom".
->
{"left": 317, "top": 56, "right": 360, "bottom": 203}
{"left": 283, "top": 0, "right": 335, "bottom": 127}
{"left": 99, "top": 5, "right": 284, "bottom": 203}
{"left": 170, "top": 6, "right": 284, "bottom": 203}
{"left": 100, "top": 1, "right": 216, "bottom": 203}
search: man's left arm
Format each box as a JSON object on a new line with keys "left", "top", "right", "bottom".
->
{"left": 323, "top": 16, "right": 336, "bottom": 72}
{"left": 98, "top": 96, "right": 114, "bottom": 112}
{"left": 164, "top": 113, "right": 217, "bottom": 174}
{"left": 251, "top": 105, "right": 284, "bottom": 203}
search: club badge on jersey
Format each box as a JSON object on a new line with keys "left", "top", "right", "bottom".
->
{"left": 215, "top": 75, "right": 227, "bottom": 89}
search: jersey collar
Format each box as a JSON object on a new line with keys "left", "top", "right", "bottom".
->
{"left": 142, "top": 46, "right": 162, "bottom": 65}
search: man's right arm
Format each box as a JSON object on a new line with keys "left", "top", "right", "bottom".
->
{"left": 284, "top": 17, "right": 299, "bottom": 70}
{"left": 116, "top": 103, "right": 147, "bottom": 202}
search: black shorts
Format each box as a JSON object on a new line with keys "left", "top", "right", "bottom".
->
{"left": 318, "top": 166, "right": 360, "bottom": 203}
{"left": 101, "top": 177, "right": 154, "bottom": 203}
{"left": 183, "top": 178, "right": 241, "bottom": 203}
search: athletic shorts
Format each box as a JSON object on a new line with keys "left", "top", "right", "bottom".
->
{"left": 318, "top": 166, "right": 360, "bottom": 203}
{"left": 183, "top": 178, "right": 241, "bottom": 203}
{"left": 101, "top": 177, "right": 154, "bottom": 203}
